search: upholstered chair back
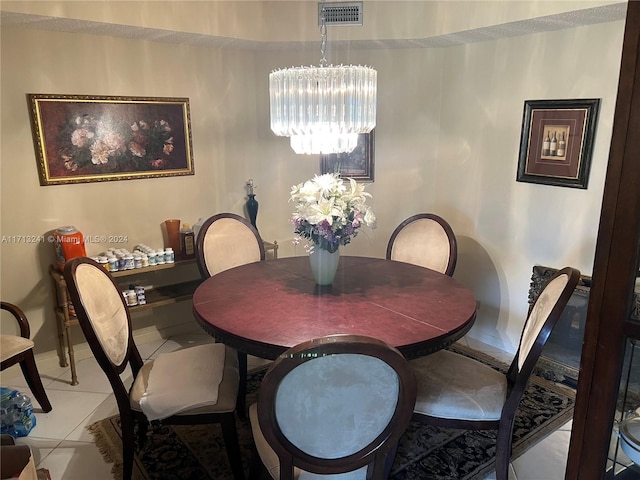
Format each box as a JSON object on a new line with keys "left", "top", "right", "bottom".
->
{"left": 254, "top": 335, "right": 417, "bottom": 480}
{"left": 386, "top": 213, "right": 457, "bottom": 276}
{"left": 196, "top": 213, "right": 265, "bottom": 279}
{"left": 72, "top": 262, "right": 130, "bottom": 367}
{"left": 517, "top": 270, "right": 574, "bottom": 372}
{"left": 410, "top": 266, "right": 580, "bottom": 480}
{"left": 277, "top": 354, "right": 398, "bottom": 460}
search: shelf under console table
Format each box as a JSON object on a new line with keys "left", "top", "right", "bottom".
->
{"left": 48, "top": 259, "right": 201, "bottom": 386}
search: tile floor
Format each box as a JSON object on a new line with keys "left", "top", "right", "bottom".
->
{"left": 0, "top": 334, "right": 572, "bottom": 480}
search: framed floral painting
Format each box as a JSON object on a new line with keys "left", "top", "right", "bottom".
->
{"left": 27, "top": 94, "right": 195, "bottom": 185}
{"left": 320, "top": 130, "right": 375, "bottom": 182}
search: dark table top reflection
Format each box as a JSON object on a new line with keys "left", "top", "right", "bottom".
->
{"left": 193, "top": 256, "right": 477, "bottom": 360}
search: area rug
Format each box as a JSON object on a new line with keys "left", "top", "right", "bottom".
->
{"left": 88, "top": 345, "right": 575, "bottom": 480}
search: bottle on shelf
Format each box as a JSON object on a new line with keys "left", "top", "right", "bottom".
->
{"left": 542, "top": 131, "right": 551, "bottom": 156}
{"left": 550, "top": 131, "right": 558, "bottom": 156}
{"left": 557, "top": 131, "right": 566, "bottom": 157}
{"left": 180, "top": 223, "right": 196, "bottom": 260}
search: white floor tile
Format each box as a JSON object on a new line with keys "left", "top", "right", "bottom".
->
{"left": 136, "top": 337, "right": 169, "bottom": 359}
{"left": 4, "top": 386, "right": 110, "bottom": 440}
{"left": 65, "top": 394, "right": 119, "bottom": 442}
{"left": 13, "top": 436, "right": 62, "bottom": 466}
{"left": 147, "top": 333, "right": 215, "bottom": 358}
{"left": 35, "top": 440, "right": 114, "bottom": 480}
{"left": 512, "top": 429, "right": 571, "bottom": 480}
{"left": 0, "top": 360, "right": 71, "bottom": 388}
{"left": 45, "top": 356, "right": 131, "bottom": 394}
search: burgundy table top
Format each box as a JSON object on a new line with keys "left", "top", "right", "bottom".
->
{"left": 192, "top": 256, "right": 477, "bottom": 360}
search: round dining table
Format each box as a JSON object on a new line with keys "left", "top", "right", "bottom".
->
{"left": 192, "top": 256, "right": 477, "bottom": 360}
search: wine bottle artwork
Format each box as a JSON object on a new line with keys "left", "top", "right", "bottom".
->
{"left": 542, "top": 131, "right": 551, "bottom": 156}
{"left": 550, "top": 131, "right": 558, "bottom": 156}
{"left": 557, "top": 131, "right": 566, "bottom": 158}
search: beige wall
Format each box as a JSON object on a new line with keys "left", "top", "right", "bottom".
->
{"left": 435, "top": 21, "right": 625, "bottom": 350}
{"left": 0, "top": 11, "right": 626, "bottom": 365}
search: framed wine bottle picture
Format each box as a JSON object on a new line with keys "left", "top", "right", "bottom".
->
{"left": 516, "top": 99, "right": 600, "bottom": 189}
{"left": 320, "top": 130, "right": 375, "bottom": 182}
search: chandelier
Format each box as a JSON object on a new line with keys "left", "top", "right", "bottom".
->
{"left": 269, "top": 4, "right": 377, "bottom": 155}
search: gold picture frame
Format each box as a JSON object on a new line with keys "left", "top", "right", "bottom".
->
{"left": 27, "top": 94, "right": 195, "bottom": 185}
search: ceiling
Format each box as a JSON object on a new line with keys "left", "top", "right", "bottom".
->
{"left": 0, "top": 1, "right": 628, "bottom": 50}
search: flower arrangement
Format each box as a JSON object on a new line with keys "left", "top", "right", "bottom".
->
{"left": 58, "top": 114, "right": 176, "bottom": 173}
{"left": 290, "top": 173, "right": 376, "bottom": 253}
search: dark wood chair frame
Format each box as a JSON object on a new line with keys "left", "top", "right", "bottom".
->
{"left": 63, "top": 257, "right": 245, "bottom": 480}
{"left": 195, "top": 212, "right": 266, "bottom": 417}
{"left": 251, "top": 334, "right": 417, "bottom": 480}
{"left": 411, "top": 266, "right": 580, "bottom": 480}
{"left": 1, "top": 302, "right": 53, "bottom": 413}
{"left": 386, "top": 213, "right": 458, "bottom": 277}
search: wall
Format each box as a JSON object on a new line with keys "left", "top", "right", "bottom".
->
{"left": 435, "top": 21, "right": 625, "bottom": 350}
{"left": 0, "top": 27, "right": 444, "bottom": 365}
{"left": 0, "top": 28, "right": 263, "bottom": 360}
{"left": 0, "top": 14, "right": 626, "bottom": 367}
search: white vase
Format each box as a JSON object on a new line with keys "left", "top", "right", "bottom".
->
{"left": 309, "top": 246, "right": 340, "bottom": 285}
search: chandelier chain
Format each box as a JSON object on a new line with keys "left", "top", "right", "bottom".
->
{"left": 319, "top": 5, "right": 328, "bottom": 67}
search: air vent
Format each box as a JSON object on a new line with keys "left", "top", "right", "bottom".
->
{"left": 318, "top": 2, "right": 363, "bottom": 26}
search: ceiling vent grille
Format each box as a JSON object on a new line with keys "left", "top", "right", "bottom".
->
{"left": 318, "top": 2, "right": 363, "bottom": 26}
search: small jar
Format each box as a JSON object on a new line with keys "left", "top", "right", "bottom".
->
{"left": 165, "top": 247, "right": 175, "bottom": 263}
{"left": 140, "top": 253, "right": 149, "bottom": 268}
{"left": 126, "top": 289, "right": 137, "bottom": 306}
{"left": 135, "top": 285, "right": 146, "bottom": 305}
{"left": 108, "top": 255, "right": 119, "bottom": 272}
{"left": 117, "top": 254, "right": 126, "bottom": 271}
{"left": 156, "top": 249, "right": 166, "bottom": 265}
{"left": 133, "top": 254, "right": 142, "bottom": 269}
{"left": 124, "top": 254, "right": 135, "bottom": 270}
{"left": 97, "top": 256, "right": 109, "bottom": 270}
{"left": 147, "top": 251, "right": 157, "bottom": 266}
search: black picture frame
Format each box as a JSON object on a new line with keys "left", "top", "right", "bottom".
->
{"left": 320, "top": 130, "right": 375, "bottom": 182}
{"left": 516, "top": 99, "right": 600, "bottom": 189}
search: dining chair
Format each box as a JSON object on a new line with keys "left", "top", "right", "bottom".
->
{"left": 386, "top": 213, "right": 457, "bottom": 276}
{"left": 1, "top": 302, "right": 53, "bottom": 413}
{"left": 195, "top": 212, "right": 266, "bottom": 416}
{"left": 411, "top": 266, "right": 580, "bottom": 480}
{"left": 248, "top": 334, "right": 417, "bottom": 480}
{"left": 63, "top": 257, "right": 245, "bottom": 480}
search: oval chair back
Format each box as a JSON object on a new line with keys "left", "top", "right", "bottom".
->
{"left": 250, "top": 334, "right": 417, "bottom": 480}
{"left": 386, "top": 213, "right": 457, "bottom": 276}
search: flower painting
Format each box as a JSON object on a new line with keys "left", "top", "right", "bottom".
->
{"left": 28, "top": 94, "right": 194, "bottom": 185}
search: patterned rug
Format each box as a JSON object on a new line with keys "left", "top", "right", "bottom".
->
{"left": 88, "top": 345, "right": 575, "bottom": 480}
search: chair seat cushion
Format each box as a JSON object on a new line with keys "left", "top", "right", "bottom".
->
{"left": 130, "top": 344, "right": 239, "bottom": 419}
{"left": 0, "top": 335, "right": 33, "bottom": 363}
{"left": 249, "top": 404, "right": 367, "bottom": 480}
{"left": 412, "top": 349, "right": 507, "bottom": 421}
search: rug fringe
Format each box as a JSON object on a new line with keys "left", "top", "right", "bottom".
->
{"left": 86, "top": 420, "right": 125, "bottom": 480}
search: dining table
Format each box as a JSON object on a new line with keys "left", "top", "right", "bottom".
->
{"left": 192, "top": 255, "right": 477, "bottom": 361}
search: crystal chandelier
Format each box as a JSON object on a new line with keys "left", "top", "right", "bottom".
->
{"left": 269, "top": 4, "right": 377, "bottom": 155}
